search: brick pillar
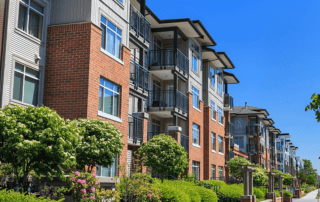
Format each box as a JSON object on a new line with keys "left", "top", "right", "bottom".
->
{"left": 141, "top": 115, "right": 149, "bottom": 173}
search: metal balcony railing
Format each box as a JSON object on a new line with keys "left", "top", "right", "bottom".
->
{"left": 130, "top": 5, "right": 151, "bottom": 43}
{"left": 128, "top": 114, "right": 143, "bottom": 144}
{"left": 246, "top": 126, "right": 258, "bottom": 137}
{"left": 224, "top": 94, "right": 234, "bottom": 109}
{"left": 226, "top": 121, "right": 235, "bottom": 136}
{"left": 130, "top": 60, "right": 149, "bottom": 92}
{"left": 147, "top": 132, "right": 178, "bottom": 142}
{"left": 148, "top": 90, "right": 189, "bottom": 114}
{"left": 180, "top": 134, "right": 189, "bottom": 153}
{"left": 246, "top": 144, "right": 258, "bottom": 154}
{"left": 149, "top": 49, "right": 189, "bottom": 75}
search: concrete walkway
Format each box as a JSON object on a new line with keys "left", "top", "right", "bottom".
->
{"left": 293, "top": 189, "right": 319, "bottom": 202}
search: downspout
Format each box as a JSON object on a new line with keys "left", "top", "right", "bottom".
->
{"left": 0, "top": 0, "right": 10, "bottom": 108}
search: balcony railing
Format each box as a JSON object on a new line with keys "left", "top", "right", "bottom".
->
{"left": 226, "top": 121, "right": 235, "bottom": 136}
{"left": 246, "top": 126, "right": 258, "bottom": 137}
{"left": 148, "top": 90, "right": 189, "bottom": 114}
{"left": 149, "top": 49, "right": 189, "bottom": 75}
{"left": 130, "top": 5, "right": 151, "bottom": 43}
{"left": 224, "top": 94, "right": 234, "bottom": 109}
{"left": 130, "top": 60, "right": 149, "bottom": 92}
{"left": 128, "top": 114, "right": 143, "bottom": 144}
{"left": 180, "top": 134, "right": 189, "bottom": 153}
{"left": 147, "top": 132, "right": 178, "bottom": 142}
{"left": 246, "top": 144, "right": 258, "bottom": 154}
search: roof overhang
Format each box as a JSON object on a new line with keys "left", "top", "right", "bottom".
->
{"left": 202, "top": 47, "right": 226, "bottom": 68}
{"left": 146, "top": 6, "right": 204, "bottom": 39}
{"left": 217, "top": 52, "right": 235, "bottom": 69}
{"left": 295, "top": 147, "right": 299, "bottom": 150}
{"left": 278, "top": 133, "right": 291, "bottom": 138}
{"left": 192, "top": 20, "right": 217, "bottom": 46}
{"left": 263, "top": 118, "right": 274, "bottom": 125}
{"left": 223, "top": 71, "right": 240, "bottom": 84}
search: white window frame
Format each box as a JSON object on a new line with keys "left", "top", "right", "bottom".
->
{"left": 96, "top": 155, "right": 118, "bottom": 177}
{"left": 211, "top": 132, "right": 216, "bottom": 151}
{"left": 17, "top": 0, "right": 45, "bottom": 40}
{"left": 12, "top": 62, "right": 40, "bottom": 106}
{"left": 192, "top": 161, "right": 200, "bottom": 180}
{"left": 218, "top": 106, "right": 223, "bottom": 124}
{"left": 192, "top": 123, "right": 200, "bottom": 146}
{"left": 211, "top": 165, "right": 216, "bottom": 179}
{"left": 210, "top": 101, "right": 216, "bottom": 120}
{"left": 218, "top": 135, "right": 223, "bottom": 154}
{"left": 209, "top": 67, "right": 215, "bottom": 89}
{"left": 218, "top": 166, "right": 223, "bottom": 180}
{"left": 191, "top": 40, "right": 200, "bottom": 73}
{"left": 192, "top": 86, "right": 200, "bottom": 109}
{"left": 99, "top": 77, "right": 120, "bottom": 118}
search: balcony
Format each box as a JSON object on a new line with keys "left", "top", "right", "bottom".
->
{"left": 130, "top": 5, "right": 151, "bottom": 43}
{"left": 246, "top": 144, "right": 258, "bottom": 154}
{"left": 128, "top": 115, "right": 144, "bottom": 145}
{"left": 246, "top": 126, "right": 258, "bottom": 138}
{"left": 224, "top": 94, "right": 234, "bottom": 110}
{"left": 180, "top": 134, "right": 189, "bottom": 153}
{"left": 147, "top": 90, "right": 189, "bottom": 117}
{"left": 225, "top": 121, "right": 235, "bottom": 137}
{"left": 130, "top": 60, "right": 149, "bottom": 93}
{"left": 147, "top": 132, "right": 178, "bottom": 142}
{"left": 149, "top": 49, "right": 189, "bottom": 79}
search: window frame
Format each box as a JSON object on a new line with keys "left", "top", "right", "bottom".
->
{"left": 99, "top": 77, "right": 121, "bottom": 118}
{"left": 218, "top": 166, "right": 223, "bottom": 180}
{"left": 211, "top": 132, "right": 216, "bottom": 151}
{"left": 218, "top": 106, "right": 223, "bottom": 124}
{"left": 12, "top": 62, "right": 40, "bottom": 106}
{"left": 211, "top": 165, "right": 216, "bottom": 179}
{"left": 192, "top": 86, "right": 200, "bottom": 109}
{"left": 191, "top": 40, "right": 200, "bottom": 73}
{"left": 234, "top": 136, "right": 244, "bottom": 149}
{"left": 192, "top": 123, "right": 200, "bottom": 146}
{"left": 210, "top": 101, "right": 216, "bottom": 120}
{"left": 209, "top": 67, "right": 215, "bottom": 89}
{"left": 192, "top": 161, "right": 200, "bottom": 180}
{"left": 218, "top": 136, "right": 223, "bottom": 154}
{"left": 96, "top": 155, "right": 118, "bottom": 177}
{"left": 17, "top": 0, "right": 45, "bottom": 40}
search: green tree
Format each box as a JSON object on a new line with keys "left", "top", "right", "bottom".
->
{"left": 283, "top": 173, "right": 294, "bottom": 186}
{"left": 227, "top": 157, "right": 252, "bottom": 180}
{"left": 136, "top": 134, "right": 189, "bottom": 182}
{"left": 271, "top": 169, "right": 284, "bottom": 184}
{"left": 305, "top": 93, "right": 320, "bottom": 122}
{"left": 72, "top": 119, "right": 124, "bottom": 172}
{"left": 0, "top": 105, "right": 80, "bottom": 190}
{"left": 253, "top": 165, "right": 268, "bottom": 186}
{"left": 307, "top": 175, "right": 317, "bottom": 186}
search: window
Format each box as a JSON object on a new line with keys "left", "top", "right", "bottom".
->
{"left": 192, "top": 161, "right": 200, "bottom": 180}
{"left": 101, "top": 16, "right": 122, "bottom": 59}
{"left": 117, "top": 0, "right": 123, "bottom": 4}
{"left": 192, "top": 54, "right": 198, "bottom": 72}
{"left": 211, "top": 165, "right": 216, "bottom": 179}
{"left": 13, "top": 63, "right": 39, "bottom": 106}
{"left": 193, "top": 124, "right": 200, "bottom": 145}
{"left": 96, "top": 156, "right": 118, "bottom": 177}
{"left": 192, "top": 86, "right": 199, "bottom": 109}
{"left": 209, "top": 67, "right": 215, "bottom": 88}
{"left": 18, "top": 0, "right": 44, "bottom": 39}
{"left": 211, "top": 132, "right": 216, "bottom": 151}
{"left": 218, "top": 106, "right": 223, "bottom": 124}
{"left": 210, "top": 101, "right": 215, "bottom": 119}
{"left": 218, "top": 136, "right": 223, "bottom": 153}
{"left": 218, "top": 166, "right": 223, "bottom": 180}
{"left": 278, "top": 165, "right": 281, "bottom": 170}
{"left": 234, "top": 136, "right": 244, "bottom": 149}
{"left": 218, "top": 79, "right": 222, "bottom": 95}
{"left": 191, "top": 41, "right": 200, "bottom": 73}
{"left": 99, "top": 78, "right": 120, "bottom": 117}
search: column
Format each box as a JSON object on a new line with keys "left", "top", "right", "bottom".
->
{"left": 249, "top": 169, "right": 254, "bottom": 195}
{"left": 278, "top": 175, "right": 284, "bottom": 202}
{"left": 241, "top": 165, "right": 256, "bottom": 202}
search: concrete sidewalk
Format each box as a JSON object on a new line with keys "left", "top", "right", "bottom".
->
{"left": 293, "top": 189, "right": 319, "bottom": 202}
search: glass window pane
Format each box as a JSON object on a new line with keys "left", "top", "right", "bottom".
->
{"left": 101, "top": 24, "right": 106, "bottom": 50}
{"left": 30, "top": 0, "right": 44, "bottom": 14}
{"left": 22, "top": 0, "right": 29, "bottom": 4}
{"left": 117, "top": 0, "right": 123, "bottom": 3}
{"left": 15, "top": 63, "right": 24, "bottom": 72}
{"left": 26, "top": 67, "right": 39, "bottom": 78}
{"left": 107, "top": 28, "right": 116, "bottom": 55}
{"left": 100, "top": 78, "right": 104, "bottom": 85}
{"left": 18, "top": 4, "right": 28, "bottom": 31}
{"left": 113, "top": 92, "right": 119, "bottom": 117}
{"left": 99, "top": 87, "right": 103, "bottom": 111}
{"left": 115, "top": 35, "right": 121, "bottom": 59}
{"left": 117, "top": 28, "right": 122, "bottom": 36}
{"left": 23, "top": 77, "right": 39, "bottom": 105}
{"left": 114, "top": 85, "right": 119, "bottom": 93}
{"left": 29, "top": 10, "right": 43, "bottom": 39}
{"left": 104, "top": 89, "right": 113, "bottom": 115}
{"left": 107, "top": 21, "right": 116, "bottom": 31}
{"left": 104, "top": 80, "right": 114, "bottom": 90}
{"left": 101, "top": 16, "right": 107, "bottom": 25}
{"left": 13, "top": 72, "right": 23, "bottom": 101}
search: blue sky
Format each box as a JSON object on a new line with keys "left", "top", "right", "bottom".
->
{"left": 147, "top": 0, "right": 320, "bottom": 171}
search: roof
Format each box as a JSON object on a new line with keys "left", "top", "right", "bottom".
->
{"left": 217, "top": 52, "right": 235, "bottom": 69}
{"left": 231, "top": 106, "right": 269, "bottom": 117}
{"left": 192, "top": 20, "right": 217, "bottom": 46}
{"left": 277, "top": 133, "right": 291, "bottom": 138}
{"left": 202, "top": 47, "right": 226, "bottom": 68}
{"left": 223, "top": 72, "right": 240, "bottom": 84}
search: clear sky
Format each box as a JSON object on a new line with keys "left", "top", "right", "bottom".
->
{"left": 147, "top": 0, "right": 320, "bottom": 171}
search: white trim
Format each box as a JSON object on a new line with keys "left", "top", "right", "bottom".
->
{"left": 211, "top": 118, "right": 217, "bottom": 122}
{"left": 113, "top": 0, "right": 124, "bottom": 9}
{"left": 98, "top": 111, "right": 122, "bottom": 123}
{"left": 192, "top": 106, "right": 201, "bottom": 113}
{"left": 192, "top": 143, "right": 201, "bottom": 149}
{"left": 211, "top": 150, "right": 216, "bottom": 153}
{"left": 15, "top": 28, "right": 42, "bottom": 45}
{"left": 218, "top": 122, "right": 224, "bottom": 127}
{"left": 101, "top": 48, "right": 124, "bottom": 65}
{"left": 218, "top": 152, "right": 224, "bottom": 156}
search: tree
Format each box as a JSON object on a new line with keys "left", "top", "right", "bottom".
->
{"left": 307, "top": 175, "right": 317, "bottom": 187}
{"left": 136, "top": 134, "right": 189, "bottom": 182}
{"left": 253, "top": 165, "right": 268, "bottom": 186}
{"left": 227, "top": 157, "right": 252, "bottom": 180}
{"left": 283, "top": 173, "right": 293, "bottom": 186}
{"left": 72, "top": 119, "right": 124, "bottom": 172}
{"left": 305, "top": 93, "right": 320, "bottom": 122}
{"left": 271, "top": 169, "right": 284, "bottom": 184}
{"left": 0, "top": 105, "right": 80, "bottom": 190}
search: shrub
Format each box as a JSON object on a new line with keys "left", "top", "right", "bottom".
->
{"left": 219, "top": 184, "right": 244, "bottom": 199}
{"left": 227, "top": 157, "right": 252, "bottom": 180}
{"left": 202, "top": 180, "right": 226, "bottom": 187}
{"left": 153, "top": 181, "right": 190, "bottom": 202}
{"left": 0, "top": 189, "right": 62, "bottom": 202}
{"left": 283, "top": 174, "right": 293, "bottom": 186}
{"left": 253, "top": 188, "right": 264, "bottom": 200}
{"left": 253, "top": 166, "right": 268, "bottom": 186}
{"left": 283, "top": 190, "right": 293, "bottom": 198}
{"left": 195, "top": 186, "right": 218, "bottom": 202}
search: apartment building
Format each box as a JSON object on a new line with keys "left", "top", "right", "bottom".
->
{"left": 296, "top": 156, "right": 304, "bottom": 173}
{"left": 229, "top": 105, "right": 279, "bottom": 170}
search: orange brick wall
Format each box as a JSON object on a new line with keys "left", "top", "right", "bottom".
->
{"left": 44, "top": 22, "right": 130, "bottom": 176}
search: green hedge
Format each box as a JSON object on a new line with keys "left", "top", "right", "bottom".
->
{"left": 283, "top": 190, "right": 293, "bottom": 198}
{"left": 0, "top": 190, "right": 63, "bottom": 202}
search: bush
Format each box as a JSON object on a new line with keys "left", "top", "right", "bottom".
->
{"left": 202, "top": 180, "right": 226, "bottom": 187}
{"left": 0, "top": 189, "right": 62, "bottom": 202}
{"left": 283, "top": 174, "right": 293, "bottom": 186}
{"left": 153, "top": 181, "right": 190, "bottom": 202}
{"left": 283, "top": 190, "right": 293, "bottom": 198}
{"left": 253, "top": 166, "right": 268, "bottom": 186}
{"left": 195, "top": 186, "right": 218, "bottom": 202}
{"left": 219, "top": 184, "right": 244, "bottom": 199}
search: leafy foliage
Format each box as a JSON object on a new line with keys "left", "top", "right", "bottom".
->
{"left": 283, "top": 190, "right": 293, "bottom": 198}
{"left": 253, "top": 165, "right": 268, "bottom": 186}
{"left": 283, "top": 173, "right": 294, "bottom": 186}
{"left": 71, "top": 119, "right": 124, "bottom": 172}
{"left": 305, "top": 93, "right": 320, "bottom": 122}
{"left": 227, "top": 157, "right": 252, "bottom": 180}
{"left": 0, "top": 189, "right": 62, "bottom": 202}
{"left": 0, "top": 105, "right": 80, "bottom": 189}
{"left": 136, "top": 134, "right": 189, "bottom": 181}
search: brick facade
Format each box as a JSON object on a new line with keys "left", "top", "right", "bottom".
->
{"left": 44, "top": 22, "right": 130, "bottom": 176}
